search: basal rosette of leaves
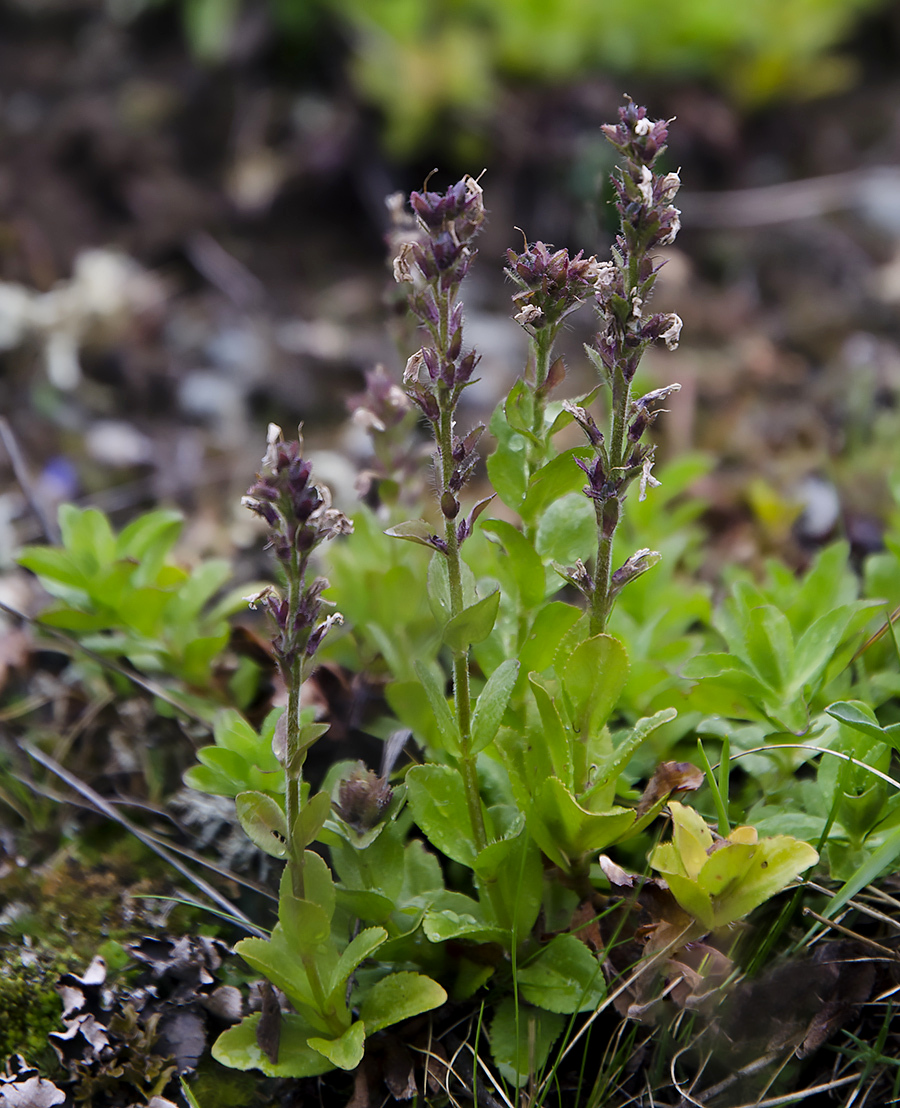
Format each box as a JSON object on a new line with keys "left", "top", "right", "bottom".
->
{"left": 650, "top": 801, "right": 819, "bottom": 932}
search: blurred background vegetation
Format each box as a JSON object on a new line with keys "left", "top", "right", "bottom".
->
{"left": 1, "top": 0, "right": 900, "bottom": 566}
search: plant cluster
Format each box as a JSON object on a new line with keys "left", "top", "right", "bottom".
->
{"left": 15, "top": 101, "right": 900, "bottom": 1106}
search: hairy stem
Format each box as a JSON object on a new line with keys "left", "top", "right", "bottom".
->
{"left": 438, "top": 403, "right": 488, "bottom": 852}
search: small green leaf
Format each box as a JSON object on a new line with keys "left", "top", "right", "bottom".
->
{"left": 517, "top": 602, "right": 582, "bottom": 685}
{"left": 236, "top": 791, "right": 288, "bottom": 858}
{"left": 234, "top": 934, "right": 316, "bottom": 1013}
{"left": 293, "top": 790, "right": 332, "bottom": 849}
{"left": 423, "top": 909, "right": 507, "bottom": 944}
{"left": 504, "top": 378, "right": 536, "bottom": 439}
{"left": 743, "top": 602, "right": 794, "bottom": 693}
{"left": 529, "top": 777, "right": 635, "bottom": 871}
{"left": 520, "top": 447, "right": 593, "bottom": 526}
{"left": 490, "top": 997, "right": 564, "bottom": 1087}
{"left": 212, "top": 1013, "right": 333, "bottom": 1078}
{"left": 487, "top": 400, "right": 529, "bottom": 509}
{"left": 471, "top": 659, "right": 519, "bottom": 754}
{"left": 406, "top": 765, "right": 477, "bottom": 866}
{"left": 535, "top": 493, "right": 595, "bottom": 564}
{"left": 516, "top": 934, "right": 605, "bottom": 1014}
{"left": 356, "top": 972, "right": 447, "bottom": 1033}
{"left": 443, "top": 590, "right": 501, "bottom": 652}
{"left": 279, "top": 854, "right": 336, "bottom": 950}
{"left": 413, "top": 660, "right": 460, "bottom": 755}
{"left": 472, "top": 826, "right": 542, "bottom": 937}
{"left": 17, "top": 546, "right": 87, "bottom": 589}
{"left": 589, "top": 707, "right": 679, "bottom": 795}
{"left": 825, "top": 701, "right": 887, "bottom": 741}
{"left": 308, "top": 1021, "right": 365, "bottom": 1070}
{"left": 481, "top": 519, "right": 545, "bottom": 609}
{"left": 561, "top": 634, "right": 629, "bottom": 736}
{"left": 528, "top": 675, "right": 572, "bottom": 785}
{"left": 59, "top": 505, "right": 116, "bottom": 570}
{"left": 330, "top": 927, "right": 387, "bottom": 994}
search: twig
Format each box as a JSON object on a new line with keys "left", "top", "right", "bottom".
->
{"left": 0, "top": 416, "right": 59, "bottom": 543}
{"left": 20, "top": 740, "right": 267, "bottom": 936}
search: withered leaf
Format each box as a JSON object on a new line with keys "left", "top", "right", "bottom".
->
{"left": 256, "top": 981, "right": 281, "bottom": 1065}
{"left": 383, "top": 1038, "right": 417, "bottom": 1100}
{"left": 637, "top": 761, "right": 704, "bottom": 817}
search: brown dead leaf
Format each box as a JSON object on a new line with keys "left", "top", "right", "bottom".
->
{"left": 255, "top": 981, "right": 281, "bottom": 1065}
{"left": 383, "top": 1038, "right": 417, "bottom": 1100}
{"left": 636, "top": 761, "right": 704, "bottom": 817}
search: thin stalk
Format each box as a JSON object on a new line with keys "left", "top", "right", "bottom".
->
{"left": 438, "top": 403, "right": 488, "bottom": 852}
{"left": 528, "top": 328, "right": 554, "bottom": 471}
{"left": 283, "top": 544, "right": 309, "bottom": 898}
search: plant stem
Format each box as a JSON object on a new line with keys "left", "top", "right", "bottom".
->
{"left": 438, "top": 403, "right": 488, "bottom": 852}
{"left": 284, "top": 544, "right": 307, "bottom": 898}
{"left": 590, "top": 361, "right": 630, "bottom": 635}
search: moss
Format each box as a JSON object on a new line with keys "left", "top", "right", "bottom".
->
{"left": 0, "top": 956, "right": 65, "bottom": 1071}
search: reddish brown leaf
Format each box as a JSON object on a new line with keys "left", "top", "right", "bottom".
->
{"left": 637, "top": 761, "right": 704, "bottom": 817}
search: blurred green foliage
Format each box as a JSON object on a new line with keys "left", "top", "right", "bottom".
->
{"left": 159, "top": 0, "right": 887, "bottom": 155}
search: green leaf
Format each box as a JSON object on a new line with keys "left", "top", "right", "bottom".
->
{"left": 743, "top": 601, "right": 793, "bottom": 692}
{"left": 790, "top": 606, "right": 852, "bottom": 692}
{"left": 472, "top": 826, "right": 542, "bottom": 937}
{"left": 529, "top": 777, "right": 635, "bottom": 871}
{"left": 233, "top": 934, "right": 316, "bottom": 1013}
{"left": 504, "top": 378, "right": 537, "bottom": 439}
{"left": 293, "top": 790, "right": 332, "bottom": 849}
{"left": 356, "top": 972, "right": 447, "bottom": 1033}
{"left": 707, "top": 836, "right": 818, "bottom": 927}
{"left": 825, "top": 701, "right": 887, "bottom": 741}
{"left": 528, "top": 675, "right": 572, "bottom": 785}
{"left": 481, "top": 519, "right": 546, "bottom": 609}
{"left": 413, "top": 660, "right": 460, "bottom": 755}
{"left": 423, "top": 909, "right": 507, "bottom": 945}
{"left": 517, "top": 602, "right": 582, "bottom": 685}
{"left": 330, "top": 927, "right": 388, "bottom": 994}
{"left": 487, "top": 400, "right": 529, "bottom": 510}
{"left": 590, "top": 707, "right": 679, "bottom": 795}
{"left": 212, "top": 1013, "right": 334, "bottom": 1078}
{"left": 297, "top": 849, "right": 336, "bottom": 916}
{"left": 196, "top": 747, "right": 253, "bottom": 790}
{"left": 236, "top": 791, "right": 288, "bottom": 858}
{"left": 427, "top": 551, "right": 478, "bottom": 624}
{"left": 443, "top": 590, "right": 501, "bottom": 652}
{"left": 516, "top": 934, "right": 605, "bottom": 1014}
{"left": 59, "top": 505, "right": 116, "bottom": 570}
{"left": 308, "top": 1022, "right": 365, "bottom": 1070}
{"left": 335, "top": 888, "right": 394, "bottom": 924}
{"left": 406, "top": 765, "right": 477, "bottom": 866}
{"left": 520, "top": 448, "right": 593, "bottom": 526}
{"left": 535, "top": 493, "right": 595, "bottom": 564}
{"left": 116, "top": 508, "right": 182, "bottom": 561}
{"left": 561, "top": 634, "right": 629, "bottom": 736}
{"left": 17, "top": 546, "right": 87, "bottom": 589}
{"left": 183, "top": 763, "right": 236, "bottom": 796}
{"left": 489, "top": 998, "right": 564, "bottom": 1087}
{"left": 471, "top": 659, "right": 519, "bottom": 754}
{"left": 279, "top": 853, "right": 336, "bottom": 950}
